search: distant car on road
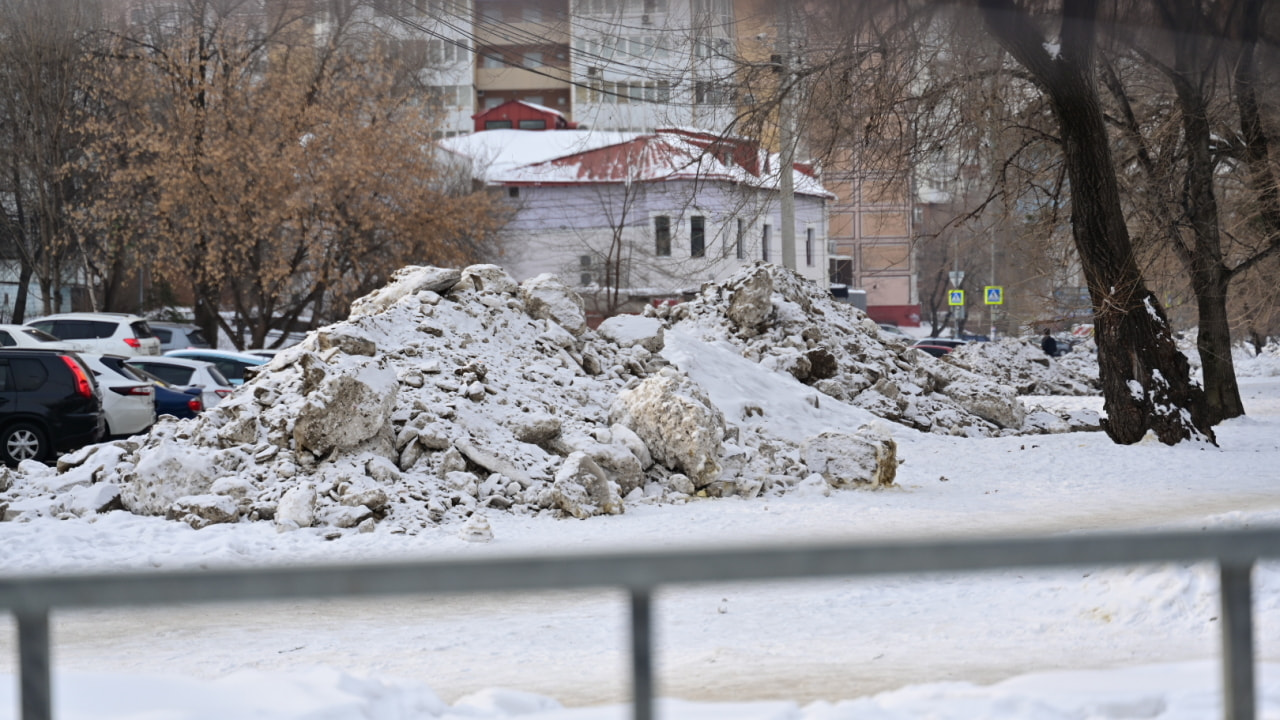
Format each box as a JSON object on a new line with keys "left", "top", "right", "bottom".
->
{"left": 163, "top": 349, "right": 269, "bottom": 386}
{"left": 0, "top": 348, "right": 104, "bottom": 464}
{"left": 27, "top": 313, "right": 161, "bottom": 357}
{"left": 877, "top": 323, "right": 912, "bottom": 339}
{"left": 911, "top": 337, "right": 968, "bottom": 357}
{"left": 1043, "top": 335, "right": 1075, "bottom": 357}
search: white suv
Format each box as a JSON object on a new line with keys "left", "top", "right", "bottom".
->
{"left": 27, "top": 313, "right": 162, "bottom": 357}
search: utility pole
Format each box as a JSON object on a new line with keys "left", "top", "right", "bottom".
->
{"left": 988, "top": 236, "right": 996, "bottom": 339}
{"left": 776, "top": 0, "right": 796, "bottom": 270}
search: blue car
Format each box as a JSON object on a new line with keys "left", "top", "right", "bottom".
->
{"left": 126, "top": 365, "right": 204, "bottom": 419}
{"left": 164, "top": 349, "right": 268, "bottom": 386}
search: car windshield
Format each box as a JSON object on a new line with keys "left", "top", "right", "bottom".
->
{"left": 101, "top": 357, "right": 149, "bottom": 381}
{"left": 135, "top": 363, "right": 194, "bottom": 386}
{"left": 20, "top": 328, "right": 62, "bottom": 343}
{"left": 128, "top": 366, "right": 173, "bottom": 387}
{"left": 204, "top": 366, "right": 231, "bottom": 386}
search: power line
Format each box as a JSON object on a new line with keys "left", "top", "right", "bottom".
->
{"left": 367, "top": 0, "right": 749, "bottom": 108}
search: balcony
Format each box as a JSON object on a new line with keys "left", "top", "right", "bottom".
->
{"left": 474, "top": 21, "right": 569, "bottom": 48}
{"left": 475, "top": 64, "right": 571, "bottom": 92}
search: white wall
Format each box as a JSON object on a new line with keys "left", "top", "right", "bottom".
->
{"left": 493, "top": 179, "right": 827, "bottom": 293}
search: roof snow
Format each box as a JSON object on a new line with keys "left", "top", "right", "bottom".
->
{"left": 439, "top": 129, "right": 833, "bottom": 198}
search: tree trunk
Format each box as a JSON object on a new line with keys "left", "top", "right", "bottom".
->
{"left": 979, "top": 0, "right": 1215, "bottom": 444}
{"left": 1166, "top": 4, "right": 1245, "bottom": 423}
{"left": 1194, "top": 270, "right": 1243, "bottom": 424}
{"left": 10, "top": 264, "right": 32, "bottom": 324}
{"left": 192, "top": 282, "right": 221, "bottom": 351}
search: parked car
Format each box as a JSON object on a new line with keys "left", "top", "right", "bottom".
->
{"left": 126, "top": 356, "right": 234, "bottom": 410}
{"left": 78, "top": 354, "right": 156, "bottom": 439}
{"left": 1050, "top": 335, "right": 1076, "bottom": 357}
{"left": 163, "top": 349, "right": 269, "bottom": 386}
{"left": 910, "top": 337, "right": 969, "bottom": 357}
{"left": 911, "top": 342, "right": 954, "bottom": 357}
{"left": 0, "top": 324, "right": 75, "bottom": 350}
{"left": 127, "top": 366, "right": 205, "bottom": 420}
{"left": 877, "top": 323, "right": 912, "bottom": 339}
{"left": 27, "top": 313, "right": 161, "bottom": 357}
{"left": 149, "top": 322, "right": 212, "bottom": 352}
{"left": 0, "top": 348, "right": 104, "bottom": 465}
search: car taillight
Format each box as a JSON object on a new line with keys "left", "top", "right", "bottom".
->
{"left": 123, "top": 338, "right": 141, "bottom": 349}
{"left": 60, "top": 355, "right": 94, "bottom": 398}
{"left": 215, "top": 388, "right": 232, "bottom": 398}
{"left": 110, "top": 385, "right": 153, "bottom": 396}
{"left": 188, "top": 397, "right": 203, "bottom": 413}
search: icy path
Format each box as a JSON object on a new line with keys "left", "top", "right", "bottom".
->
{"left": 1, "top": 379, "right": 1278, "bottom": 707}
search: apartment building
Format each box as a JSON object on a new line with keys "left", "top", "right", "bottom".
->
{"left": 355, "top": 0, "right": 739, "bottom": 134}
{"left": 331, "top": 0, "right": 918, "bottom": 320}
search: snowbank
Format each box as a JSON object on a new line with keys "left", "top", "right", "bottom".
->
{"left": 3, "top": 263, "right": 1092, "bottom": 533}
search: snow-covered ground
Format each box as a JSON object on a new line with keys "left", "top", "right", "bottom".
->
{"left": 2, "top": 265, "right": 1280, "bottom": 719}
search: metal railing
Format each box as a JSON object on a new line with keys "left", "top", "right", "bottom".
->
{"left": 2, "top": 526, "right": 1277, "bottom": 720}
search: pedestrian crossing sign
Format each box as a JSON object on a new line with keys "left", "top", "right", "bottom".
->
{"left": 948, "top": 289, "right": 964, "bottom": 306}
{"left": 984, "top": 286, "right": 1004, "bottom": 305}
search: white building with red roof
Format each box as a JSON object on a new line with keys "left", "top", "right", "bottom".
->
{"left": 441, "top": 126, "right": 832, "bottom": 318}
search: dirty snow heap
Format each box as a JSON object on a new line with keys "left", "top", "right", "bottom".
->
{"left": 6, "top": 263, "right": 1038, "bottom": 533}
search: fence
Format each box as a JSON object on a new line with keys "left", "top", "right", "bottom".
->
{"left": 2, "top": 526, "right": 1277, "bottom": 720}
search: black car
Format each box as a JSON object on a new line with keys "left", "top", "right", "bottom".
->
{"left": 0, "top": 348, "right": 105, "bottom": 465}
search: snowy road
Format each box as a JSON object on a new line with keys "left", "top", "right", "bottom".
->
{"left": 2, "top": 378, "right": 1279, "bottom": 708}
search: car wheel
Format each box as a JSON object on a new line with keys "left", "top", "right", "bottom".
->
{"left": 1, "top": 422, "right": 47, "bottom": 465}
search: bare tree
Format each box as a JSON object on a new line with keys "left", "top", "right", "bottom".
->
{"left": 76, "top": 0, "right": 504, "bottom": 348}
{"left": 972, "top": 0, "right": 1215, "bottom": 443}
{"left": 0, "top": 0, "right": 100, "bottom": 321}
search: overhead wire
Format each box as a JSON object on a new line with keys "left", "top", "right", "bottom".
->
{"left": 371, "top": 0, "right": 753, "bottom": 107}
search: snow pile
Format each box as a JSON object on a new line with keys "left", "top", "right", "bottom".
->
{"left": 654, "top": 263, "right": 1028, "bottom": 436}
{"left": 6, "top": 264, "right": 912, "bottom": 532}
{"left": 945, "top": 338, "right": 1101, "bottom": 396}
{"left": 1236, "top": 338, "right": 1280, "bottom": 377}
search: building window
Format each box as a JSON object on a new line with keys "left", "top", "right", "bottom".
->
{"left": 654, "top": 215, "right": 671, "bottom": 256}
{"left": 805, "top": 228, "right": 815, "bottom": 266}
{"left": 518, "top": 119, "right": 547, "bottom": 129}
{"left": 486, "top": 120, "right": 513, "bottom": 129}
{"left": 524, "top": 51, "right": 543, "bottom": 67}
{"left": 690, "top": 216, "right": 705, "bottom": 257}
{"left": 762, "top": 224, "right": 772, "bottom": 262}
{"left": 507, "top": 186, "right": 519, "bottom": 198}
{"left": 735, "top": 218, "right": 745, "bottom": 260}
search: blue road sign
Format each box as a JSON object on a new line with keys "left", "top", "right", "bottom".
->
{"left": 948, "top": 289, "right": 965, "bottom": 306}
{"left": 984, "top": 286, "right": 1004, "bottom": 305}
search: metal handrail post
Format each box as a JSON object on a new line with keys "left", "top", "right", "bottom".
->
{"left": 1220, "top": 562, "right": 1255, "bottom": 720}
{"left": 16, "top": 609, "right": 51, "bottom": 720}
{"left": 630, "top": 588, "right": 654, "bottom": 720}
